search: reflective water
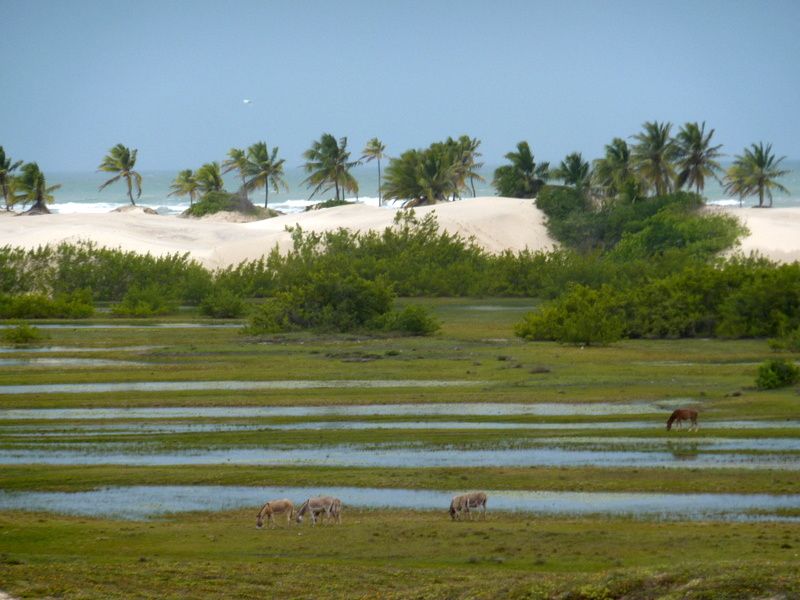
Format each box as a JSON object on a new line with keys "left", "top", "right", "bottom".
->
{"left": 0, "top": 380, "right": 479, "bottom": 395}
{"left": 0, "top": 346, "right": 158, "bottom": 354}
{"left": 3, "top": 422, "right": 800, "bottom": 442}
{"left": 0, "top": 402, "right": 690, "bottom": 419}
{"left": 0, "top": 486, "right": 797, "bottom": 522}
{"left": 0, "top": 323, "right": 240, "bottom": 329}
{"left": 1, "top": 445, "right": 797, "bottom": 469}
{"left": 0, "top": 358, "right": 147, "bottom": 368}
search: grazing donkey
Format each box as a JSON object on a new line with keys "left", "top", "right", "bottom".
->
{"left": 666, "top": 408, "right": 699, "bottom": 431}
{"left": 449, "top": 492, "right": 488, "bottom": 521}
{"left": 295, "top": 496, "right": 342, "bottom": 526}
{"left": 256, "top": 498, "right": 295, "bottom": 528}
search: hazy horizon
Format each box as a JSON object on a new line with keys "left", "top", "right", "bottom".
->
{"left": 2, "top": 0, "right": 799, "bottom": 172}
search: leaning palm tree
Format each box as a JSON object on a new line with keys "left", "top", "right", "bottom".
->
{"left": 222, "top": 148, "right": 249, "bottom": 201}
{"left": 0, "top": 146, "right": 23, "bottom": 211}
{"left": 98, "top": 144, "right": 142, "bottom": 206}
{"left": 361, "top": 137, "right": 386, "bottom": 205}
{"left": 724, "top": 142, "right": 789, "bottom": 208}
{"left": 243, "top": 141, "right": 288, "bottom": 210}
{"left": 674, "top": 121, "right": 723, "bottom": 194}
{"left": 302, "top": 133, "right": 360, "bottom": 202}
{"left": 14, "top": 162, "right": 61, "bottom": 213}
{"left": 195, "top": 162, "right": 225, "bottom": 194}
{"left": 168, "top": 169, "right": 200, "bottom": 206}
{"left": 631, "top": 121, "right": 677, "bottom": 196}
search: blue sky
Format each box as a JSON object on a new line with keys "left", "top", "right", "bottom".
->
{"left": 2, "top": 0, "right": 799, "bottom": 171}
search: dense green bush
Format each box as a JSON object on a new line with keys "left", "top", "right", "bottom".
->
{"left": 305, "top": 199, "right": 353, "bottom": 211}
{"left": 770, "top": 326, "right": 800, "bottom": 352}
{"left": 514, "top": 284, "right": 624, "bottom": 346}
{"left": 1, "top": 322, "right": 47, "bottom": 345}
{"left": 380, "top": 304, "right": 441, "bottom": 336}
{"left": 199, "top": 288, "right": 247, "bottom": 318}
{"left": 111, "top": 285, "right": 178, "bottom": 317}
{"left": 183, "top": 191, "right": 276, "bottom": 218}
{"left": 0, "top": 290, "right": 94, "bottom": 319}
{"left": 756, "top": 359, "right": 800, "bottom": 390}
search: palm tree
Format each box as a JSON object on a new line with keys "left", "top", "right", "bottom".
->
{"left": 168, "top": 169, "right": 200, "bottom": 206}
{"left": 554, "top": 152, "right": 591, "bottom": 191}
{"left": 631, "top": 121, "right": 677, "bottom": 196}
{"left": 98, "top": 144, "right": 142, "bottom": 206}
{"left": 675, "top": 121, "right": 723, "bottom": 194}
{"left": 195, "top": 162, "right": 225, "bottom": 194}
{"left": 302, "top": 134, "right": 360, "bottom": 202}
{"left": 492, "top": 141, "right": 550, "bottom": 198}
{"left": 14, "top": 163, "right": 61, "bottom": 213}
{"left": 361, "top": 137, "right": 386, "bottom": 205}
{"left": 456, "top": 135, "right": 484, "bottom": 197}
{"left": 592, "top": 138, "right": 633, "bottom": 199}
{"left": 724, "top": 142, "right": 789, "bottom": 208}
{"left": 243, "top": 141, "right": 288, "bottom": 210}
{"left": 0, "top": 146, "right": 23, "bottom": 211}
{"left": 222, "top": 148, "right": 249, "bottom": 201}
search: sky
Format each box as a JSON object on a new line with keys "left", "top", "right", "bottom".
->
{"left": 2, "top": 0, "right": 799, "bottom": 172}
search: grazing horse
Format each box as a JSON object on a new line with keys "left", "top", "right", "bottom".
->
{"left": 295, "top": 496, "right": 342, "bottom": 526}
{"left": 666, "top": 408, "right": 699, "bottom": 431}
{"left": 449, "top": 492, "right": 488, "bottom": 521}
{"left": 256, "top": 498, "right": 294, "bottom": 528}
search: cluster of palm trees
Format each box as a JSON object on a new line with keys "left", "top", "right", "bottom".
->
{"left": 0, "top": 146, "right": 61, "bottom": 213}
{"left": 494, "top": 121, "right": 789, "bottom": 208}
{"left": 380, "top": 136, "right": 484, "bottom": 205}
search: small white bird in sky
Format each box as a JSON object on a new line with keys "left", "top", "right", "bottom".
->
{"left": 243, "top": 99, "right": 253, "bottom": 104}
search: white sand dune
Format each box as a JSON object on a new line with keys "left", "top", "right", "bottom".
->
{"left": 0, "top": 197, "right": 556, "bottom": 269}
{"left": 1, "top": 198, "right": 798, "bottom": 268}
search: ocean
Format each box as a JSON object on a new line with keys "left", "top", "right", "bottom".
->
{"left": 38, "top": 162, "right": 800, "bottom": 215}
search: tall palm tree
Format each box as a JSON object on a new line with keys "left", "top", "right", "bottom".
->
{"left": 675, "top": 121, "right": 723, "bottom": 194}
{"left": 592, "top": 138, "right": 633, "bottom": 198}
{"left": 724, "top": 142, "right": 789, "bottom": 208}
{"left": 14, "top": 163, "right": 61, "bottom": 213}
{"left": 168, "top": 169, "right": 200, "bottom": 206}
{"left": 302, "top": 133, "right": 360, "bottom": 202}
{"left": 631, "top": 121, "right": 677, "bottom": 196}
{"left": 554, "top": 152, "right": 591, "bottom": 191}
{"left": 195, "top": 162, "right": 225, "bottom": 194}
{"left": 0, "top": 146, "right": 23, "bottom": 211}
{"left": 361, "top": 137, "right": 386, "bottom": 205}
{"left": 222, "top": 148, "right": 249, "bottom": 201}
{"left": 98, "top": 144, "right": 142, "bottom": 206}
{"left": 492, "top": 141, "right": 550, "bottom": 198}
{"left": 456, "top": 135, "right": 484, "bottom": 197}
{"left": 243, "top": 141, "right": 288, "bottom": 210}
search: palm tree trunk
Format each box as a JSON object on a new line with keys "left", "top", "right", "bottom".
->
{"left": 242, "top": 175, "right": 248, "bottom": 202}
{"left": 265, "top": 186, "right": 269, "bottom": 210}
{"left": 126, "top": 175, "right": 135, "bottom": 206}
{"left": 335, "top": 180, "right": 340, "bottom": 202}
{"left": 470, "top": 176, "right": 476, "bottom": 197}
{"left": 377, "top": 159, "right": 382, "bottom": 207}
{"left": 759, "top": 187, "right": 764, "bottom": 208}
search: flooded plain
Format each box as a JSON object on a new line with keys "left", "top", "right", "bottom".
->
{"left": 1, "top": 444, "right": 798, "bottom": 470}
{"left": 0, "top": 485, "right": 797, "bottom": 522}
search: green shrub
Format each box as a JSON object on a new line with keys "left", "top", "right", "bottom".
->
{"left": 380, "top": 305, "right": 440, "bottom": 336}
{"left": 0, "top": 290, "right": 94, "bottom": 319}
{"left": 756, "top": 359, "right": 800, "bottom": 390}
{"left": 199, "top": 288, "right": 247, "bottom": 318}
{"left": 111, "top": 285, "right": 177, "bottom": 317}
{"left": 769, "top": 326, "right": 800, "bottom": 352}
{"left": 1, "top": 322, "right": 47, "bottom": 345}
{"left": 305, "top": 199, "right": 354, "bottom": 211}
{"left": 184, "top": 191, "right": 277, "bottom": 218}
{"left": 515, "top": 284, "right": 624, "bottom": 346}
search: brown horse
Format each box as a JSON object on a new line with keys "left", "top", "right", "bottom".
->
{"left": 256, "top": 498, "right": 294, "bottom": 528}
{"left": 449, "top": 492, "right": 488, "bottom": 520}
{"left": 666, "top": 408, "right": 698, "bottom": 431}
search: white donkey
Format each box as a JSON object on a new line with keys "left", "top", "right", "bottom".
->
{"left": 256, "top": 498, "right": 295, "bottom": 528}
{"left": 449, "top": 492, "right": 488, "bottom": 521}
{"left": 295, "top": 496, "right": 342, "bottom": 526}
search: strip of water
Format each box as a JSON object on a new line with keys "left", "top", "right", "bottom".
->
{"left": 0, "top": 380, "right": 479, "bottom": 395}
{"left": 0, "top": 358, "right": 147, "bottom": 367}
{"left": 0, "top": 446, "right": 797, "bottom": 469}
{"left": 0, "top": 323, "right": 240, "bottom": 329}
{"left": 0, "top": 346, "right": 159, "bottom": 354}
{"left": 0, "top": 486, "right": 797, "bottom": 522}
{"left": 0, "top": 402, "right": 691, "bottom": 419}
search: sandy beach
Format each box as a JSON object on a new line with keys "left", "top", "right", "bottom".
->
{"left": 1, "top": 198, "right": 798, "bottom": 268}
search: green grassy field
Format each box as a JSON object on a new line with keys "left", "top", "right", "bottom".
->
{"left": 1, "top": 298, "right": 799, "bottom": 598}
